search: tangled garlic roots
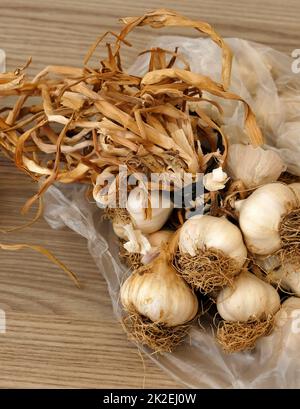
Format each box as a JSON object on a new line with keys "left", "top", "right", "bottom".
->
{"left": 119, "top": 246, "right": 142, "bottom": 270}
{"left": 104, "top": 207, "right": 131, "bottom": 224}
{"left": 173, "top": 249, "right": 239, "bottom": 294}
{"left": 122, "top": 309, "right": 192, "bottom": 353}
{"left": 279, "top": 209, "right": 300, "bottom": 264}
{"left": 216, "top": 317, "right": 274, "bottom": 353}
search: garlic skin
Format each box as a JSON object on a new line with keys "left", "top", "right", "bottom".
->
{"left": 122, "top": 224, "right": 151, "bottom": 255}
{"left": 225, "top": 144, "right": 286, "bottom": 189}
{"left": 126, "top": 188, "right": 173, "bottom": 234}
{"left": 120, "top": 256, "right": 198, "bottom": 327}
{"left": 217, "top": 272, "right": 280, "bottom": 322}
{"left": 179, "top": 215, "right": 247, "bottom": 269}
{"left": 203, "top": 167, "right": 228, "bottom": 192}
{"left": 236, "top": 183, "right": 300, "bottom": 256}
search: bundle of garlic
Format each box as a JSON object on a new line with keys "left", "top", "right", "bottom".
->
{"left": 1, "top": 8, "right": 297, "bottom": 356}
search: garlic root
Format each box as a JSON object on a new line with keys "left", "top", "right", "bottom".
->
{"left": 122, "top": 309, "right": 193, "bottom": 353}
{"left": 173, "top": 248, "right": 239, "bottom": 294}
{"left": 216, "top": 317, "right": 274, "bottom": 353}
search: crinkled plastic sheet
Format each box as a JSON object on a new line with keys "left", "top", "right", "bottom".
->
{"left": 44, "top": 37, "right": 300, "bottom": 388}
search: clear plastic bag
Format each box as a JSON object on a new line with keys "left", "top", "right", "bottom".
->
{"left": 43, "top": 37, "right": 300, "bottom": 388}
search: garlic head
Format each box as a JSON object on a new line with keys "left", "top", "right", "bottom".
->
{"left": 120, "top": 256, "right": 198, "bottom": 327}
{"left": 237, "top": 182, "right": 299, "bottom": 255}
{"left": 179, "top": 215, "right": 247, "bottom": 269}
{"left": 217, "top": 271, "right": 280, "bottom": 322}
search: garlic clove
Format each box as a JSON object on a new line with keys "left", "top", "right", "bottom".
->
{"left": 225, "top": 144, "right": 286, "bottom": 189}
{"left": 126, "top": 188, "right": 173, "bottom": 234}
{"left": 217, "top": 271, "right": 280, "bottom": 322}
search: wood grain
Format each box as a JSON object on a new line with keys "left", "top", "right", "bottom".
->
{"left": 0, "top": 0, "right": 300, "bottom": 389}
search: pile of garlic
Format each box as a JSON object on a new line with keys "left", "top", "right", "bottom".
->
{"left": 94, "top": 143, "right": 300, "bottom": 354}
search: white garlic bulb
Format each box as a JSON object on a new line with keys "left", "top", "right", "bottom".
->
{"left": 217, "top": 271, "right": 280, "bottom": 322}
{"left": 203, "top": 167, "right": 228, "bottom": 192}
{"left": 120, "top": 255, "right": 198, "bottom": 326}
{"left": 225, "top": 144, "right": 286, "bottom": 189}
{"left": 126, "top": 188, "right": 173, "bottom": 234}
{"left": 236, "top": 182, "right": 300, "bottom": 255}
{"left": 179, "top": 215, "right": 247, "bottom": 269}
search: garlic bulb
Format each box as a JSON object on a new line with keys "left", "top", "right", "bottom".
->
{"left": 179, "top": 215, "right": 247, "bottom": 269}
{"left": 120, "top": 254, "right": 198, "bottom": 326}
{"left": 217, "top": 271, "right": 280, "bottom": 322}
{"left": 203, "top": 167, "right": 228, "bottom": 192}
{"left": 126, "top": 188, "right": 173, "bottom": 234}
{"left": 225, "top": 144, "right": 286, "bottom": 189}
{"left": 236, "top": 182, "right": 300, "bottom": 255}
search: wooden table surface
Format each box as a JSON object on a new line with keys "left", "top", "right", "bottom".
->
{"left": 0, "top": 0, "right": 299, "bottom": 389}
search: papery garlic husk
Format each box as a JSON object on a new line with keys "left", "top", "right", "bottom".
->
{"left": 126, "top": 188, "right": 173, "bottom": 234}
{"left": 216, "top": 271, "right": 280, "bottom": 353}
{"left": 236, "top": 182, "right": 300, "bottom": 256}
{"left": 203, "top": 167, "right": 228, "bottom": 192}
{"left": 225, "top": 144, "right": 286, "bottom": 189}
{"left": 118, "top": 224, "right": 151, "bottom": 270}
{"left": 120, "top": 252, "right": 198, "bottom": 352}
{"left": 174, "top": 215, "right": 247, "bottom": 293}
